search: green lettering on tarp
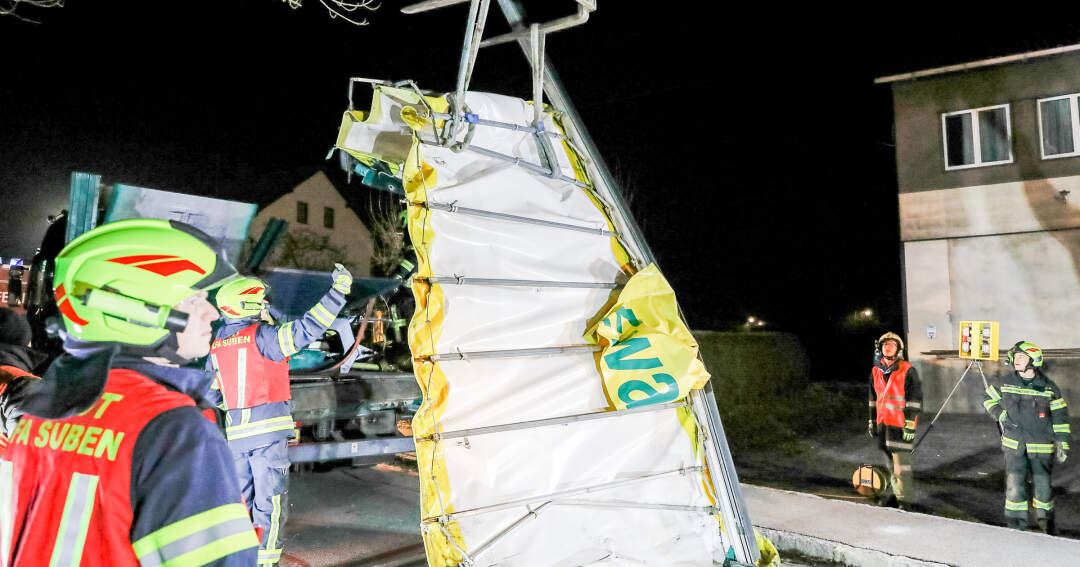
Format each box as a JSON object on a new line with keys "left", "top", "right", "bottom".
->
{"left": 618, "top": 373, "right": 679, "bottom": 408}
{"left": 602, "top": 307, "right": 642, "bottom": 335}
{"left": 604, "top": 337, "right": 662, "bottom": 371}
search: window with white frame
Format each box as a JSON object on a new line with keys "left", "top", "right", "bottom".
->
{"left": 941, "top": 104, "right": 1012, "bottom": 170}
{"left": 1038, "top": 94, "right": 1080, "bottom": 159}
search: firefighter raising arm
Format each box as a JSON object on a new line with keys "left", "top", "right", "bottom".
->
{"left": 208, "top": 263, "right": 352, "bottom": 566}
{"left": 253, "top": 264, "right": 352, "bottom": 362}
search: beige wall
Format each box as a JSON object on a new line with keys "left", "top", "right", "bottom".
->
{"left": 249, "top": 171, "right": 373, "bottom": 276}
{"left": 904, "top": 229, "right": 1080, "bottom": 350}
{"left": 904, "top": 230, "right": 1080, "bottom": 413}
{"left": 899, "top": 174, "right": 1080, "bottom": 241}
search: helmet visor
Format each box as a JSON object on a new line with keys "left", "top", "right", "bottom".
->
{"left": 169, "top": 221, "right": 239, "bottom": 290}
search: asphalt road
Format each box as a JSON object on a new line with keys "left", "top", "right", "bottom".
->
{"left": 734, "top": 414, "right": 1080, "bottom": 538}
{"left": 283, "top": 459, "right": 427, "bottom": 567}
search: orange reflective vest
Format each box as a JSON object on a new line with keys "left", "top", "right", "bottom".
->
{"left": 209, "top": 324, "right": 291, "bottom": 409}
{"left": 873, "top": 361, "right": 914, "bottom": 428}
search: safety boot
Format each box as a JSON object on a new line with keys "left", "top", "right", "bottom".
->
{"left": 1007, "top": 518, "right": 1028, "bottom": 530}
{"left": 1037, "top": 517, "right": 1056, "bottom": 535}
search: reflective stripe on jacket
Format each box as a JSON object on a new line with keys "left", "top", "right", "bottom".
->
{"left": 984, "top": 370, "right": 1071, "bottom": 453}
{"left": 220, "top": 401, "right": 296, "bottom": 453}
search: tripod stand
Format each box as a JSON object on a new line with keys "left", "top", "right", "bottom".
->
{"left": 911, "top": 359, "right": 1002, "bottom": 455}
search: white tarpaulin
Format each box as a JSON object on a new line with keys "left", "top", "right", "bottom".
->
{"left": 338, "top": 86, "right": 743, "bottom": 567}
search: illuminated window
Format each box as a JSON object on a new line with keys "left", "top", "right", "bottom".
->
{"left": 941, "top": 104, "right": 1012, "bottom": 170}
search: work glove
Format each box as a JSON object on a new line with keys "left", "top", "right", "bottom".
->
{"left": 867, "top": 419, "right": 877, "bottom": 438}
{"left": 1055, "top": 441, "right": 1069, "bottom": 464}
{"left": 1000, "top": 412, "right": 1019, "bottom": 431}
{"left": 903, "top": 420, "right": 916, "bottom": 443}
{"left": 332, "top": 263, "right": 352, "bottom": 294}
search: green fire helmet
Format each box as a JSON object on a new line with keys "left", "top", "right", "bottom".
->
{"left": 1008, "top": 340, "right": 1044, "bottom": 368}
{"left": 215, "top": 277, "right": 268, "bottom": 319}
{"left": 876, "top": 331, "right": 905, "bottom": 360}
{"left": 53, "top": 219, "right": 239, "bottom": 345}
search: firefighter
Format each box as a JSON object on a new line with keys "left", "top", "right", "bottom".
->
{"left": 983, "top": 341, "right": 1070, "bottom": 533}
{"left": 867, "top": 331, "right": 922, "bottom": 508}
{"left": 208, "top": 265, "right": 351, "bottom": 566}
{"left": 0, "top": 219, "right": 259, "bottom": 565}
{"left": 0, "top": 308, "right": 46, "bottom": 449}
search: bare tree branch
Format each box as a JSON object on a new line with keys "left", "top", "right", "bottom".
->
{"left": 282, "top": 0, "right": 379, "bottom": 26}
{"left": 0, "top": 0, "right": 64, "bottom": 24}
{"left": 276, "top": 229, "right": 354, "bottom": 273}
{"left": 368, "top": 200, "right": 405, "bottom": 277}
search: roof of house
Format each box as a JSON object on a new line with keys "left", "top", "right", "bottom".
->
{"left": 875, "top": 43, "right": 1080, "bottom": 84}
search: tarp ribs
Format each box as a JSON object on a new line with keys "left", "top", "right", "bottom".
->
{"left": 552, "top": 499, "right": 716, "bottom": 515}
{"left": 426, "top": 344, "right": 600, "bottom": 362}
{"left": 422, "top": 200, "right": 617, "bottom": 237}
{"left": 419, "top": 401, "right": 688, "bottom": 442}
{"left": 425, "top": 466, "right": 706, "bottom": 522}
{"left": 453, "top": 143, "right": 588, "bottom": 188}
{"left": 430, "top": 110, "right": 568, "bottom": 140}
{"left": 467, "top": 502, "right": 552, "bottom": 563}
{"left": 423, "top": 276, "right": 619, "bottom": 289}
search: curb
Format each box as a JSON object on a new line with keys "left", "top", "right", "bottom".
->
{"left": 757, "top": 527, "right": 952, "bottom": 567}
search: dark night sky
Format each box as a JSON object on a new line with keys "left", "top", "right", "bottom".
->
{"left": 3, "top": 3, "right": 1080, "bottom": 379}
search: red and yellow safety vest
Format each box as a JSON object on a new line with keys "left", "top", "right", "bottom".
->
{"left": 1, "top": 369, "right": 193, "bottom": 566}
{"left": 210, "top": 323, "right": 291, "bottom": 410}
{"left": 873, "top": 361, "right": 914, "bottom": 428}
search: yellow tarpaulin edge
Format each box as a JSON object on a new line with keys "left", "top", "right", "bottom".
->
{"left": 400, "top": 96, "right": 468, "bottom": 567}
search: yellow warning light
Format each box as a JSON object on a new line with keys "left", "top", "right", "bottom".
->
{"left": 959, "top": 321, "right": 999, "bottom": 361}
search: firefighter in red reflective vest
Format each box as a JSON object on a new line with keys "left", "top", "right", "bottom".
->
{"left": 1, "top": 219, "right": 259, "bottom": 566}
{"left": 208, "top": 265, "right": 351, "bottom": 566}
{"left": 867, "top": 331, "right": 922, "bottom": 507}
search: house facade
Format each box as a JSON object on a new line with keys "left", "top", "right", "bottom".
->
{"left": 879, "top": 47, "right": 1080, "bottom": 413}
{"left": 249, "top": 171, "right": 374, "bottom": 277}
